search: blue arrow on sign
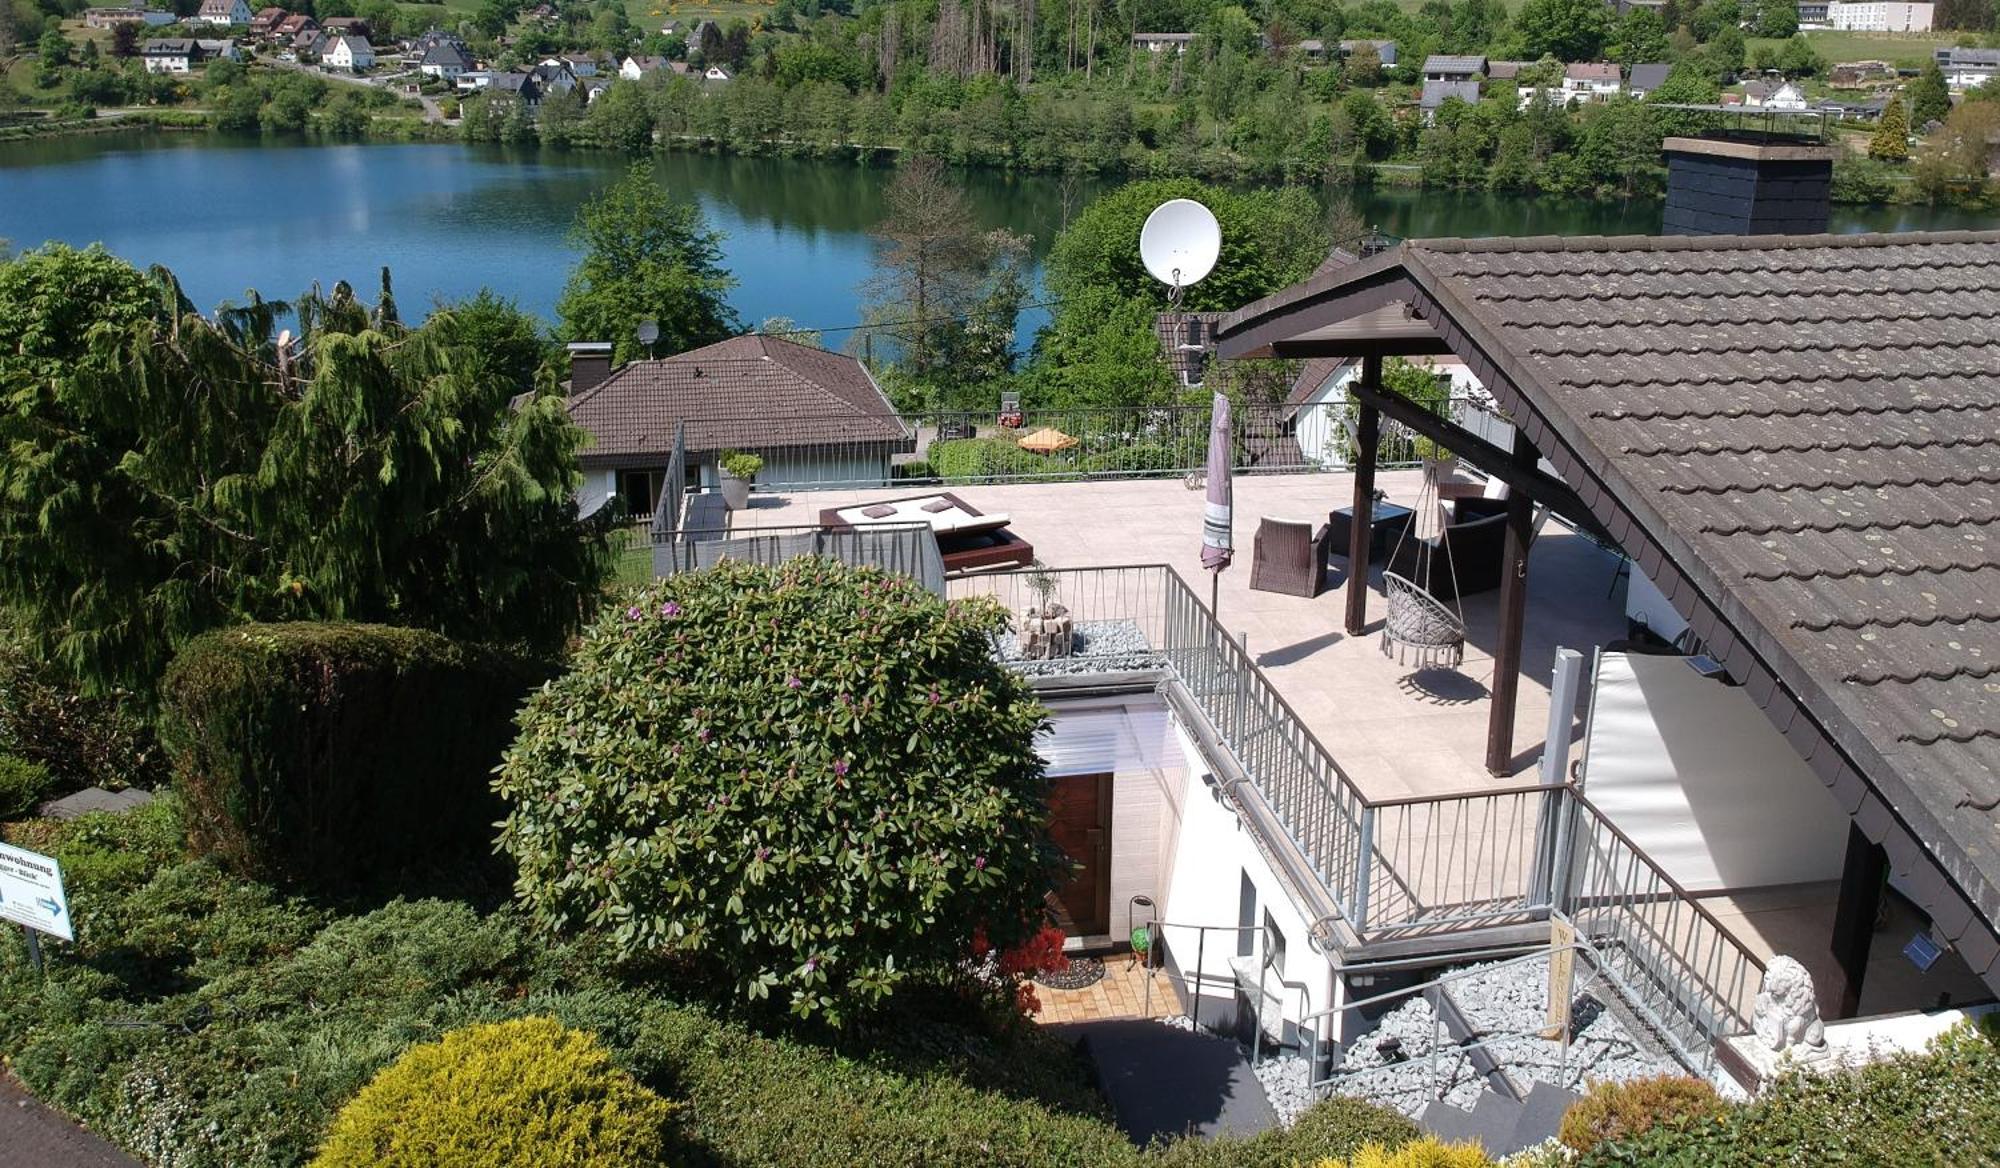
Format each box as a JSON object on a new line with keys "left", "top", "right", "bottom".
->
{"left": 36, "top": 898, "right": 62, "bottom": 918}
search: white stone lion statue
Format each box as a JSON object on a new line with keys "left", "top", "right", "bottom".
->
{"left": 1752, "top": 955, "right": 1827, "bottom": 1054}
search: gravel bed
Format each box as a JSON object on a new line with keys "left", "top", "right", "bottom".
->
{"left": 994, "top": 619, "right": 1165, "bottom": 676}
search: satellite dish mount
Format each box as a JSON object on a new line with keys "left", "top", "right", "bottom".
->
{"left": 1140, "top": 198, "right": 1221, "bottom": 307}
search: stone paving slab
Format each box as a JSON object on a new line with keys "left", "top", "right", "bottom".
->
{"left": 1055, "top": 1019, "right": 1278, "bottom": 1145}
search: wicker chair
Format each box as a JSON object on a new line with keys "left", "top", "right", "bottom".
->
{"left": 1249, "top": 517, "right": 1334, "bottom": 598}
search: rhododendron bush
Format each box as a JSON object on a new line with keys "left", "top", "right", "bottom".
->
{"left": 496, "top": 558, "right": 1065, "bottom": 1022}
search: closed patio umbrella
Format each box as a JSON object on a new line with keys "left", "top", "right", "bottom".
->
{"left": 1200, "top": 391, "right": 1232, "bottom": 614}
{"left": 1016, "top": 426, "right": 1080, "bottom": 454}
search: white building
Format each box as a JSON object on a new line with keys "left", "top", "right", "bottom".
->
{"left": 193, "top": 0, "right": 252, "bottom": 26}
{"left": 323, "top": 34, "right": 373, "bottom": 72}
{"left": 420, "top": 40, "right": 474, "bottom": 81}
{"left": 139, "top": 37, "right": 202, "bottom": 73}
{"left": 1828, "top": 0, "right": 1934, "bottom": 29}
{"left": 1938, "top": 47, "right": 2000, "bottom": 91}
{"left": 1563, "top": 62, "right": 1623, "bottom": 102}
{"left": 1132, "top": 32, "right": 1195, "bottom": 53}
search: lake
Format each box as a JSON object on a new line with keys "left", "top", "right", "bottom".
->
{"left": 2, "top": 133, "right": 1993, "bottom": 347}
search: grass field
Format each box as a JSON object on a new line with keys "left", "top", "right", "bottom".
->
{"left": 1754, "top": 29, "right": 1957, "bottom": 68}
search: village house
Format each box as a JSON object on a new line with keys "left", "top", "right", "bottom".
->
{"left": 1132, "top": 32, "right": 1196, "bottom": 53}
{"left": 619, "top": 54, "right": 665, "bottom": 80}
{"left": 485, "top": 70, "right": 543, "bottom": 107}
{"left": 562, "top": 54, "right": 599, "bottom": 77}
{"left": 1563, "top": 62, "right": 1623, "bottom": 102}
{"left": 1937, "top": 46, "right": 2000, "bottom": 91}
{"left": 140, "top": 36, "right": 204, "bottom": 73}
{"left": 530, "top": 59, "right": 577, "bottom": 95}
{"left": 1421, "top": 57, "right": 1486, "bottom": 121}
{"left": 1422, "top": 53, "right": 1485, "bottom": 83}
{"left": 274, "top": 11, "right": 313, "bottom": 39}
{"left": 562, "top": 336, "right": 913, "bottom": 511}
{"left": 323, "top": 34, "right": 373, "bottom": 72}
{"left": 195, "top": 37, "right": 240, "bottom": 61}
{"left": 421, "top": 39, "right": 474, "bottom": 81}
{"left": 702, "top": 64, "right": 732, "bottom": 82}
{"left": 1827, "top": 0, "right": 1934, "bottom": 29}
{"left": 249, "top": 5, "right": 283, "bottom": 34}
{"left": 1625, "top": 61, "right": 1672, "bottom": 98}
{"left": 1338, "top": 38, "right": 1398, "bottom": 66}
{"left": 192, "top": 0, "right": 251, "bottom": 25}
{"left": 83, "top": 5, "right": 174, "bottom": 28}
{"left": 1742, "top": 79, "right": 1809, "bottom": 109}
{"left": 1485, "top": 60, "right": 1530, "bottom": 81}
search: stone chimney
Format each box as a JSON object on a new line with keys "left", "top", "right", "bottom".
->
{"left": 566, "top": 341, "right": 615, "bottom": 394}
{"left": 1662, "top": 137, "right": 1835, "bottom": 237}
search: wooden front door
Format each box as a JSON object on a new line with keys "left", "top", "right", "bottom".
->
{"left": 1048, "top": 773, "right": 1113, "bottom": 937}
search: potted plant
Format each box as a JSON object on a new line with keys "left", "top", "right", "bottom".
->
{"left": 1018, "top": 565, "right": 1072, "bottom": 659}
{"left": 717, "top": 450, "right": 762, "bottom": 510}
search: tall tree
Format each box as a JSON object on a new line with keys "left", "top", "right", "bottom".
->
{"left": 1869, "top": 97, "right": 1911, "bottom": 161}
{"left": 1512, "top": 0, "right": 1613, "bottom": 61}
{"left": 858, "top": 156, "right": 1029, "bottom": 388}
{"left": 0, "top": 246, "right": 609, "bottom": 697}
{"left": 1909, "top": 61, "right": 1953, "bottom": 128}
{"left": 556, "top": 164, "right": 739, "bottom": 361}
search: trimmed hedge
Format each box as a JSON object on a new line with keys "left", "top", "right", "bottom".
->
{"left": 160, "top": 623, "right": 553, "bottom": 888}
{"left": 0, "top": 754, "right": 52, "bottom": 819}
{"left": 311, "top": 1017, "right": 678, "bottom": 1168}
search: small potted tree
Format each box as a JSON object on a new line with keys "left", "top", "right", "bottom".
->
{"left": 717, "top": 450, "right": 762, "bottom": 511}
{"left": 1017, "top": 565, "right": 1072, "bottom": 659}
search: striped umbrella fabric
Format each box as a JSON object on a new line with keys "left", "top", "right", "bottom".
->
{"left": 1200, "top": 391, "right": 1233, "bottom": 571}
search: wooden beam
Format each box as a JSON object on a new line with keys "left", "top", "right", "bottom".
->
{"left": 1271, "top": 337, "right": 1455, "bottom": 360}
{"left": 1346, "top": 358, "right": 1383, "bottom": 637}
{"left": 1486, "top": 430, "right": 1537, "bottom": 776}
{"left": 1832, "top": 823, "right": 1888, "bottom": 1019}
{"left": 1347, "top": 380, "right": 1610, "bottom": 542}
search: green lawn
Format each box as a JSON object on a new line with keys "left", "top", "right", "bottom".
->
{"left": 1755, "top": 28, "right": 1957, "bottom": 69}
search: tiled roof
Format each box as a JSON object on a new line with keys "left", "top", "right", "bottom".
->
{"left": 1224, "top": 231, "right": 2000, "bottom": 968}
{"left": 1153, "top": 311, "right": 1226, "bottom": 385}
{"left": 1565, "top": 62, "right": 1621, "bottom": 83}
{"left": 1627, "top": 62, "right": 1671, "bottom": 91}
{"left": 566, "top": 334, "right": 911, "bottom": 462}
{"left": 1422, "top": 54, "right": 1485, "bottom": 75}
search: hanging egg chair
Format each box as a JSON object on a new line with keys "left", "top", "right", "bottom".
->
{"left": 1380, "top": 458, "right": 1467, "bottom": 670}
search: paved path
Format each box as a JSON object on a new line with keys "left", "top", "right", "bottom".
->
{"left": 0, "top": 1072, "right": 142, "bottom": 1167}
{"left": 1056, "top": 1019, "right": 1278, "bottom": 1145}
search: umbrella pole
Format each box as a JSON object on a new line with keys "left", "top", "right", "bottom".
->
{"left": 1210, "top": 567, "right": 1220, "bottom": 618}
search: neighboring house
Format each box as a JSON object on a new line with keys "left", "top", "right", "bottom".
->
{"left": 455, "top": 69, "right": 494, "bottom": 91}
{"left": 584, "top": 79, "right": 611, "bottom": 104}
{"left": 1563, "top": 62, "right": 1623, "bottom": 102}
{"left": 562, "top": 335, "right": 915, "bottom": 507}
{"left": 250, "top": 5, "right": 284, "bottom": 34}
{"left": 195, "top": 37, "right": 240, "bottom": 61}
{"left": 1485, "top": 60, "right": 1531, "bottom": 82}
{"left": 1626, "top": 62, "right": 1672, "bottom": 99}
{"left": 1816, "top": 94, "right": 1889, "bottom": 120}
{"left": 1421, "top": 78, "right": 1484, "bottom": 120}
{"left": 323, "top": 34, "right": 373, "bottom": 72}
{"left": 140, "top": 37, "right": 204, "bottom": 72}
{"left": 421, "top": 40, "right": 474, "bottom": 81}
{"left": 486, "top": 70, "right": 543, "bottom": 106}
{"left": 1828, "top": 0, "right": 1933, "bottom": 29}
{"left": 292, "top": 29, "right": 322, "bottom": 55}
{"left": 530, "top": 59, "right": 577, "bottom": 94}
{"left": 322, "top": 16, "right": 371, "bottom": 39}
{"left": 1153, "top": 312, "right": 1227, "bottom": 389}
{"left": 409, "top": 27, "right": 463, "bottom": 57}
{"left": 1132, "top": 32, "right": 1195, "bottom": 53}
{"left": 1283, "top": 356, "right": 1504, "bottom": 469}
{"left": 563, "top": 54, "right": 599, "bottom": 77}
{"left": 85, "top": 6, "right": 174, "bottom": 27}
{"left": 1422, "top": 54, "right": 1485, "bottom": 82}
{"left": 1796, "top": 0, "right": 1831, "bottom": 23}
{"left": 1743, "top": 79, "right": 1809, "bottom": 109}
{"left": 620, "top": 54, "right": 665, "bottom": 80}
{"left": 274, "top": 12, "right": 313, "bottom": 38}
{"left": 702, "top": 64, "right": 732, "bottom": 82}
{"left": 1339, "top": 39, "right": 1397, "bottom": 67}
{"left": 1937, "top": 47, "right": 2000, "bottom": 90}
{"left": 1295, "top": 38, "right": 1329, "bottom": 63}
{"left": 193, "top": 0, "right": 251, "bottom": 25}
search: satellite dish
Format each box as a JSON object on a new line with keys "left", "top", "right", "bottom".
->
{"left": 636, "top": 318, "right": 660, "bottom": 347}
{"left": 1140, "top": 199, "right": 1221, "bottom": 292}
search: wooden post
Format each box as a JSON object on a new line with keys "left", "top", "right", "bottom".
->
{"left": 1345, "top": 354, "right": 1383, "bottom": 637}
{"left": 1485, "top": 429, "right": 1538, "bottom": 776}
{"left": 1831, "top": 822, "right": 1887, "bottom": 1018}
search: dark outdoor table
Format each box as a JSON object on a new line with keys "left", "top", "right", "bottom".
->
{"left": 1327, "top": 502, "right": 1415, "bottom": 559}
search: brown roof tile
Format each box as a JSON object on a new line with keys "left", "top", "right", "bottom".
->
{"left": 565, "top": 334, "right": 911, "bottom": 463}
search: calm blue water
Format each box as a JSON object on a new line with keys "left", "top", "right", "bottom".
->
{"left": 2, "top": 134, "right": 1992, "bottom": 342}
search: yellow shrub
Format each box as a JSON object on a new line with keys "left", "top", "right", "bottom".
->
{"left": 1312, "top": 1134, "right": 1495, "bottom": 1167}
{"left": 1556, "top": 1074, "right": 1724, "bottom": 1153}
{"left": 311, "top": 1016, "right": 677, "bottom": 1168}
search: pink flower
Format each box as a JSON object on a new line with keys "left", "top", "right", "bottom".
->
{"left": 805, "top": 958, "right": 819, "bottom": 973}
{"left": 832, "top": 758, "right": 850, "bottom": 777}
{"left": 974, "top": 855, "right": 988, "bottom": 870}
{"left": 697, "top": 727, "right": 712, "bottom": 743}
{"left": 926, "top": 688, "right": 941, "bottom": 705}
{"left": 786, "top": 675, "right": 803, "bottom": 689}
{"left": 625, "top": 605, "right": 642, "bottom": 621}
{"left": 756, "top": 846, "right": 770, "bottom": 861}
{"left": 660, "top": 601, "right": 682, "bottom": 618}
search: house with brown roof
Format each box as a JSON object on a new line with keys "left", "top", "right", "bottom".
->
{"left": 562, "top": 335, "right": 913, "bottom": 516}
{"left": 1563, "top": 62, "right": 1623, "bottom": 101}
{"left": 250, "top": 6, "right": 285, "bottom": 34}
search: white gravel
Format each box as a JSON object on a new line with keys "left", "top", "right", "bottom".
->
{"left": 1244, "top": 955, "right": 1686, "bottom": 1125}
{"left": 996, "top": 618, "right": 1165, "bottom": 675}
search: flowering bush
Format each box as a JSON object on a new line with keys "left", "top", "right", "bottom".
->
{"left": 495, "top": 558, "right": 1064, "bottom": 1022}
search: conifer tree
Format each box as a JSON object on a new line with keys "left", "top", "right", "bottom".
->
{"left": 1869, "top": 97, "right": 1911, "bottom": 162}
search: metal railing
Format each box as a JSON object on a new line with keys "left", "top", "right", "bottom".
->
{"left": 945, "top": 564, "right": 1172, "bottom": 673}
{"left": 655, "top": 397, "right": 1505, "bottom": 492}
{"left": 653, "top": 521, "right": 945, "bottom": 594}
{"left": 949, "top": 563, "right": 1768, "bottom": 1071}
{"left": 1139, "top": 920, "right": 1315, "bottom": 1066}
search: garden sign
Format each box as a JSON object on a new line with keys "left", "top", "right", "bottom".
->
{"left": 0, "top": 840, "right": 73, "bottom": 943}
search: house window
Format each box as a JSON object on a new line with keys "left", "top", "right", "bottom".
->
{"left": 618, "top": 469, "right": 662, "bottom": 517}
{"left": 1263, "top": 910, "right": 1287, "bottom": 977}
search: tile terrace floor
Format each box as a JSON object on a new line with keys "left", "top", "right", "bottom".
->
{"left": 1034, "top": 958, "right": 1184, "bottom": 1025}
{"left": 724, "top": 470, "right": 1624, "bottom": 801}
